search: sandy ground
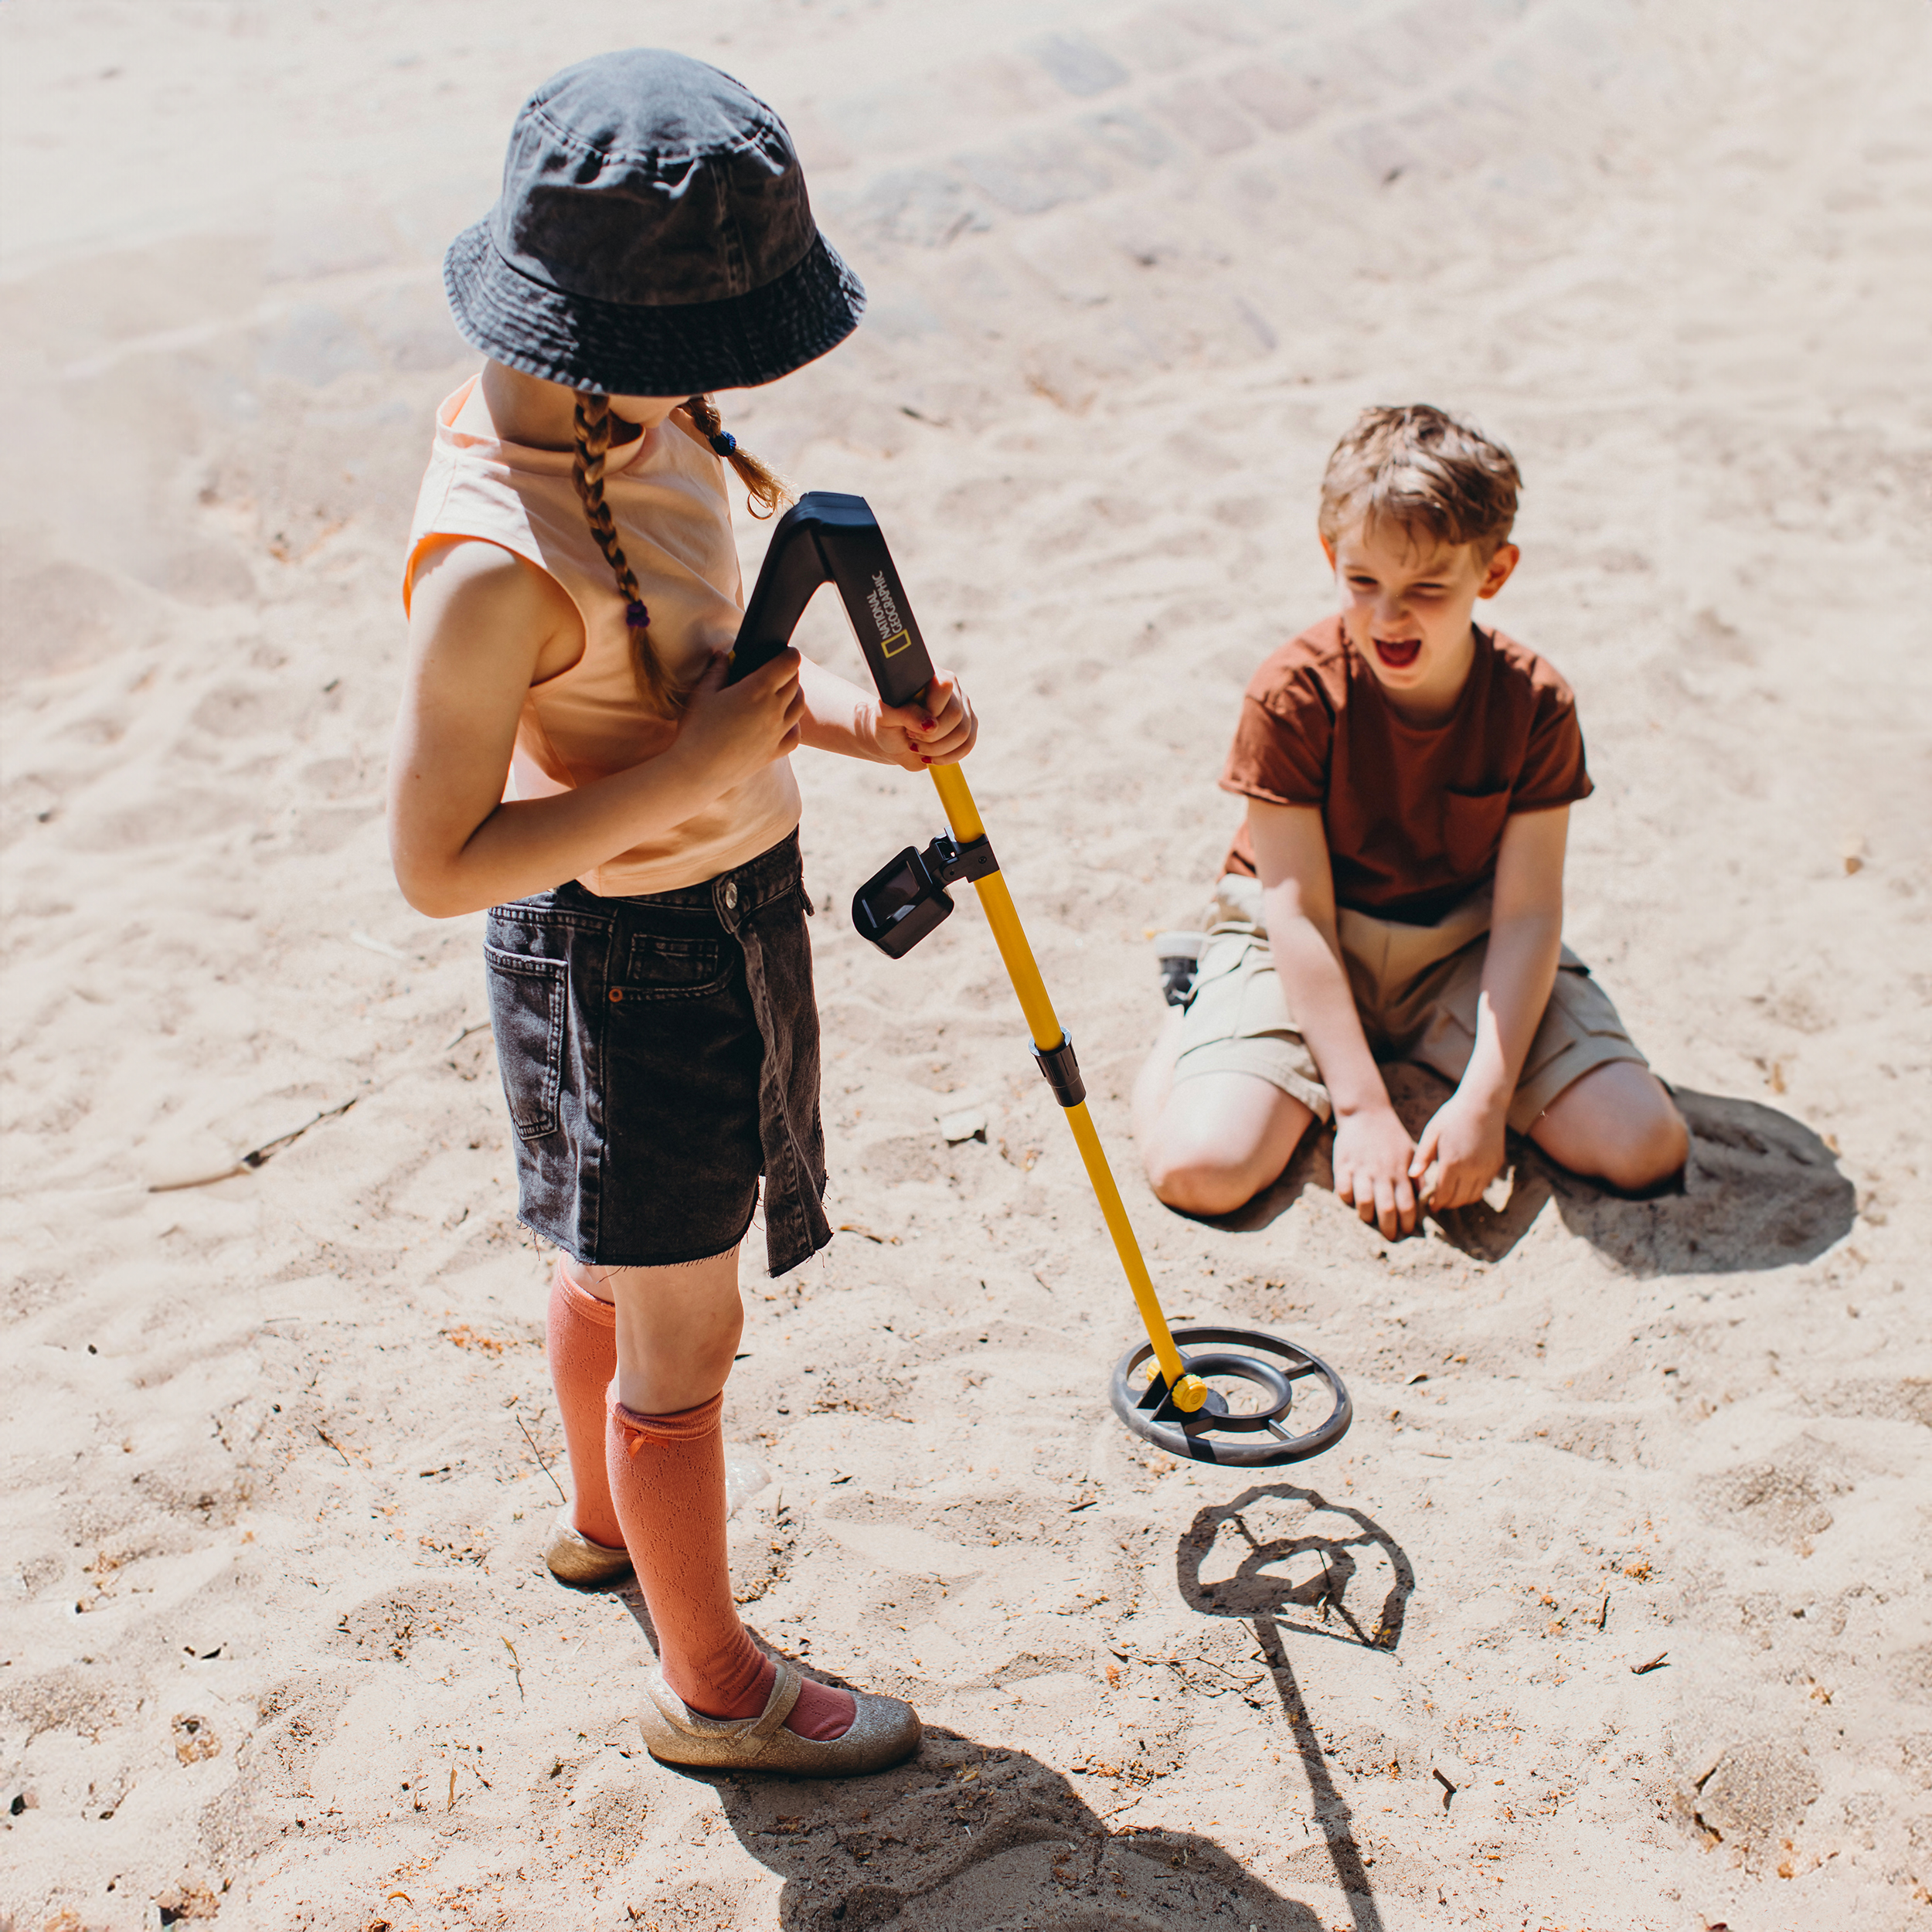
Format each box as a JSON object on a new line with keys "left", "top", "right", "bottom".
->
{"left": 3, "top": 2, "right": 1930, "bottom": 1928}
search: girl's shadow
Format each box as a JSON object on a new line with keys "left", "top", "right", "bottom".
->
{"left": 609, "top": 1579, "right": 1324, "bottom": 1927}
{"left": 655, "top": 1721, "right": 1327, "bottom": 1930}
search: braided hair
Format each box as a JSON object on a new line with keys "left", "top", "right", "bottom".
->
{"left": 571, "top": 390, "right": 795, "bottom": 709}
{"left": 679, "top": 392, "right": 793, "bottom": 520}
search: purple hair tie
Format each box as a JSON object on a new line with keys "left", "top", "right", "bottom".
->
{"left": 709, "top": 430, "right": 737, "bottom": 457}
{"left": 625, "top": 600, "right": 649, "bottom": 629}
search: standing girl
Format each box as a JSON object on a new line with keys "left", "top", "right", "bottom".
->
{"left": 388, "top": 50, "right": 974, "bottom": 1775}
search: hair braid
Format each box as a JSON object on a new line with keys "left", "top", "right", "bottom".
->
{"left": 680, "top": 393, "right": 793, "bottom": 520}
{"left": 572, "top": 391, "right": 679, "bottom": 710}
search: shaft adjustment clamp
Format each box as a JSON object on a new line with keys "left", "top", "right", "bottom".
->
{"left": 1032, "top": 1035, "right": 1087, "bottom": 1110}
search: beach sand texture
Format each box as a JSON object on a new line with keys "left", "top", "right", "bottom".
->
{"left": 3, "top": 2, "right": 1929, "bottom": 1927}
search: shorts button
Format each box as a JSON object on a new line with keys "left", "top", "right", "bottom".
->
{"left": 609, "top": 987, "right": 623, "bottom": 1002}
{"left": 723, "top": 880, "right": 739, "bottom": 910}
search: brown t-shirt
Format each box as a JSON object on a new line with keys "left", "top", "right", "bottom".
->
{"left": 1220, "top": 616, "right": 1592, "bottom": 925}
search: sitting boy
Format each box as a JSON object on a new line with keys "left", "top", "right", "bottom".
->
{"left": 1133, "top": 404, "right": 1687, "bottom": 1237}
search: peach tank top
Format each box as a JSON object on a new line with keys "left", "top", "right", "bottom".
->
{"left": 402, "top": 376, "right": 801, "bottom": 897}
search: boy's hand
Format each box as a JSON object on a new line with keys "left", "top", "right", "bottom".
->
{"left": 1332, "top": 1104, "right": 1419, "bottom": 1239}
{"left": 869, "top": 669, "right": 978, "bottom": 770}
{"left": 1410, "top": 1090, "right": 1509, "bottom": 1213}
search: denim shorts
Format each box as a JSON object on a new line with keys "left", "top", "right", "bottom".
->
{"left": 481, "top": 831, "right": 830, "bottom": 1274}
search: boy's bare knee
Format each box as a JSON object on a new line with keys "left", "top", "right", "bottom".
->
{"left": 1145, "top": 1148, "right": 1253, "bottom": 1218}
{"left": 1641, "top": 1102, "right": 1690, "bottom": 1185}
{"left": 1597, "top": 1094, "right": 1689, "bottom": 1192}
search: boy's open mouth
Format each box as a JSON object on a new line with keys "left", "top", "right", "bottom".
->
{"left": 1372, "top": 636, "right": 1422, "bottom": 670}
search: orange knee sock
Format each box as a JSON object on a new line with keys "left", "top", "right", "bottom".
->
{"left": 607, "top": 1395, "right": 853, "bottom": 1741}
{"left": 545, "top": 1263, "right": 624, "bottom": 1551}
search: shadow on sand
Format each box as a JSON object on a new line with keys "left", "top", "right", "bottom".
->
{"left": 660, "top": 1721, "right": 1327, "bottom": 1930}
{"left": 1178, "top": 1485, "right": 1415, "bottom": 1932}
{"left": 1215, "top": 1070, "right": 1855, "bottom": 1273}
{"left": 607, "top": 1498, "right": 1410, "bottom": 1930}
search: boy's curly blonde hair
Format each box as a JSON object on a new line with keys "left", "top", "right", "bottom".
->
{"left": 1319, "top": 405, "right": 1521, "bottom": 560}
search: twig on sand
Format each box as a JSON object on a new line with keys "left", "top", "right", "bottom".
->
{"left": 512, "top": 1400, "right": 567, "bottom": 1503}
{"left": 1598, "top": 1594, "right": 1610, "bottom": 1631}
{"left": 148, "top": 1095, "right": 362, "bottom": 1193}
{"left": 1631, "top": 1651, "right": 1669, "bottom": 1675}
{"left": 316, "top": 1426, "right": 351, "bottom": 1468}
{"left": 349, "top": 929, "right": 415, "bottom": 964}
{"left": 502, "top": 1637, "right": 526, "bottom": 1701}
{"left": 145, "top": 1022, "right": 485, "bottom": 1197}
{"left": 1432, "top": 1767, "right": 1458, "bottom": 1810}
{"left": 837, "top": 1223, "right": 898, "bottom": 1244}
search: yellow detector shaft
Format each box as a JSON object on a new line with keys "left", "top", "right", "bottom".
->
{"left": 925, "top": 763, "right": 1208, "bottom": 1413}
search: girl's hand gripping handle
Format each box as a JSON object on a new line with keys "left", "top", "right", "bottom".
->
{"left": 668, "top": 646, "right": 805, "bottom": 792}
{"left": 868, "top": 668, "right": 978, "bottom": 771}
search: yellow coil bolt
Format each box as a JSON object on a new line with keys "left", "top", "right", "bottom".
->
{"left": 1172, "top": 1373, "right": 1210, "bottom": 1413}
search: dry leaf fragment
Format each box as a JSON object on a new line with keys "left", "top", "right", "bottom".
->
{"left": 444, "top": 1325, "right": 513, "bottom": 1355}
{"left": 172, "top": 1713, "right": 221, "bottom": 1763}
{"left": 157, "top": 1883, "right": 222, "bottom": 1920}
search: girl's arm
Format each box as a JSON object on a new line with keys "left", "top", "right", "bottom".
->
{"left": 387, "top": 541, "right": 804, "bottom": 919}
{"left": 797, "top": 657, "right": 978, "bottom": 768}
{"left": 1409, "top": 805, "right": 1568, "bottom": 1209}
{"left": 1250, "top": 800, "right": 1419, "bottom": 1238}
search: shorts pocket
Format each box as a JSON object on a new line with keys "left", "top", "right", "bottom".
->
{"left": 1516, "top": 964, "right": 1639, "bottom": 1090}
{"left": 1546, "top": 963, "right": 1633, "bottom": 1039}
{"left": 484, "top": 944, "right": 566, "bottom": 1140}
{"left": 621, "top": 933, "right": 730, "bottom": 999}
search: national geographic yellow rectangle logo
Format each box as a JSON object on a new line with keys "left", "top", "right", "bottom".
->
{"left": 877, "top": 628, "right": 913, "bottom": 658}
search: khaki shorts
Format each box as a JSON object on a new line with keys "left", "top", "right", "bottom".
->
{"left": 1171, "top": 874, "right": 1648, "bottom": 1134}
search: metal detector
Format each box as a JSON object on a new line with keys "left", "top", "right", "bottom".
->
{"left": 730, "top": 494, "right": 1352, "bottom": 1466}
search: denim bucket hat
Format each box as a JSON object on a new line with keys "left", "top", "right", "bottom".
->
{"left": 444, "top": 49, "right": 865, "bottom": 396}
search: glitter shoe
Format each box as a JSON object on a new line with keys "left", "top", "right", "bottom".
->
{"left": 637, "top": 1656, "right": 920, "bottom": 1776}
{"left": 543, "top": 1509, "right": 634, "bottom": 1587}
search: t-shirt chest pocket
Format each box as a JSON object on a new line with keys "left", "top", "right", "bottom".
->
{"left": 617, "top": 933, "right": 730, "bottom": 1001}
{"left": 1440, "top": 786, "right": 1512, "bottom": 876}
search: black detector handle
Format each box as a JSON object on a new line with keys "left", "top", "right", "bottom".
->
{"left": 728, "top": 492, "right": 937, "bottom": 710}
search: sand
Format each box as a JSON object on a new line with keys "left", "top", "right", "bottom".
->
{"left": 2, "top": 1, "right": 1929, "bottom": 1927}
